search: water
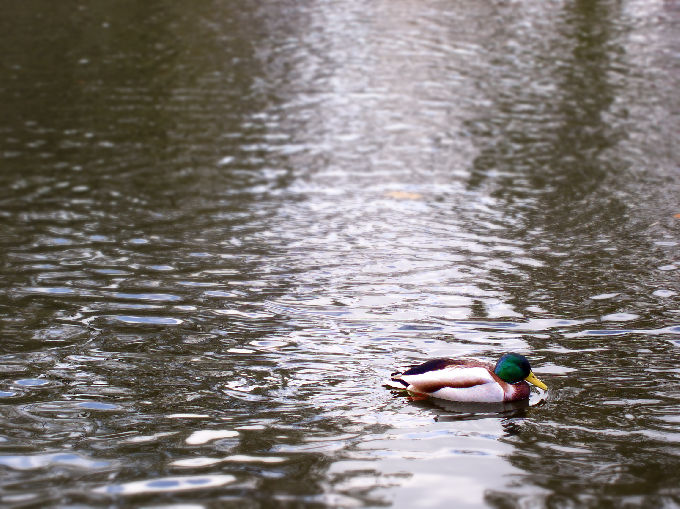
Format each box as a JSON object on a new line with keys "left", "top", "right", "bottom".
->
{"left": 1, "top": 0, "right": 679, "bottom": 507}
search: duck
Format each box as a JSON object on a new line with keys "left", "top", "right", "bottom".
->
{"left": 390, "top": 352, "right": 547, "bottom": 403}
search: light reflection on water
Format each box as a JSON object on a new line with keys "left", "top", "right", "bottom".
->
{"left": 1, "top": 0, "right": 680, "bottom": 507}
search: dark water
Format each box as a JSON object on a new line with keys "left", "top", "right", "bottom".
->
{"left": 1, "top": 0, "right": 679, "bottom": 507}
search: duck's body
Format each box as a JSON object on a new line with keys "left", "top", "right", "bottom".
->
{"left": 390, "top": 354, "right": 547, "bottom": 403}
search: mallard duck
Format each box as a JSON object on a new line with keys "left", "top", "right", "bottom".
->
{"left": 390, "top": 353, "right": 547, "bottom": 403}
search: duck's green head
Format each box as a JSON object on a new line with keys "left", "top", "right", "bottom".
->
{"left": 494, "top": 353, "right": 548, "bottom": 390}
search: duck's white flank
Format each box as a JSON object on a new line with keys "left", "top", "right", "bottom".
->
{"left": 397, "top": 366, "right": 507, "bottom": 403}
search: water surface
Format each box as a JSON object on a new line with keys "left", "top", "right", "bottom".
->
{"left": 1, "top": 0, "right": 679, "bottom": 507}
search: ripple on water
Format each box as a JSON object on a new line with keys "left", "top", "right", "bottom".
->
{"left": 109, "top": 315, "right": 184, "bottom": 325}
{"left": 601, "top": 313, "right": 640, "bottom": 322}
{"left": 653, "top": 289, "right": 677, "bottom": 298}
{"left": 171, "top": 454, "right": 287, "bottom": 468}
{"left": 0, "top": 452, "right": 110, "bottom": 471}
{"left": 590, "top": 293, "right": 620, "bottom": 300}
{"left": 93, "top": 474, "right": 236, "bottom": 495}
{"left": 185, "top": 429, "right": 239, "bottom": 445}
{"left": 112, "top": 292, "right": 183, "bottom": 302}
{"left": 14, "top": 378, "right": 49, "bottom": 387}
{"left": 76, "top": 401, "right": 121, "bottom": 411}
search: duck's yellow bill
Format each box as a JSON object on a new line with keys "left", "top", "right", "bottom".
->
{"left": 525, "top": 372, "right": 548, "bottom": 390}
